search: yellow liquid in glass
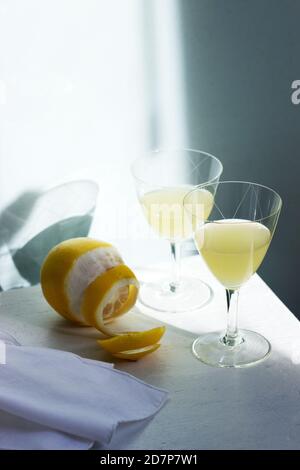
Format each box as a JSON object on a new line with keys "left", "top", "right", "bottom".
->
{"left": 141, "top": 186, "right": 213, "bottom": 240}
{"left": 195, "top": 219, "right": 271, "bottom": 289}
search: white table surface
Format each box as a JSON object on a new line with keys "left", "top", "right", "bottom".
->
{"left": 1, "top": 255, "right": 300, "bottom": 450}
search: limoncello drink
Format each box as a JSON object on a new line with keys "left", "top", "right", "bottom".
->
{"left": 195, "top": 219, "right": 271, "bottom": 289}
{"left": 141, "top": 186, "right": 213, "bottom": 240}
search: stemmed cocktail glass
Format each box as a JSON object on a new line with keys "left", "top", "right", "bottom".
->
{"left": 184, "top": 181, "right": 282, "bottom": 367}
{"left": 131, "top": 149, "right": 223, "bottom": 313}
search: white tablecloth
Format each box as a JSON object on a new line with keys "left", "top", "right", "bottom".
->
{"left": 0, "top": 255, "right": 300, "bottom": 449}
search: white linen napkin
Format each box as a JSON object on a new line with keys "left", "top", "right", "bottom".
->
{"left": 0, "top": 334, "right": 168, "bottom": 450}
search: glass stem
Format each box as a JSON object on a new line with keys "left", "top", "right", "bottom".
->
{"left": 222, "top": 289, "right": 242, "bottom": 347}
{"left": 169, "top": 241, "right": 181, "bottom": 293}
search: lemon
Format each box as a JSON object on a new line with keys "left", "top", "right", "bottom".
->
{"left": 40, "top": 237, "right": 139, "bottom": 333}
{"left": 41, "top": 237, "right": 165, "bottom": 360}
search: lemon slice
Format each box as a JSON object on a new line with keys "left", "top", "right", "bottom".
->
{"left": 113, "top": 344, "right": 161, "bottom": 361}
{"left": 41, "top": 238, "right": 139, "bottom": 332}
{"left": 97, "top": 326, "right": 165, "bottom": 353}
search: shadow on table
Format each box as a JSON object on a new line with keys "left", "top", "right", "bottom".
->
{"left": 0, "top": 191, "right": 41, "bottom": 247}
{"left": 0, "top": 191, "right": 41, "bottom": 291}
{"left": 0, "top": 180, "right": 98, "bottom": 291}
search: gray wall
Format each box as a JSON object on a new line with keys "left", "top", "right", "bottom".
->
{"left": 179, "top": 0, "right": 300, "bottom": 315}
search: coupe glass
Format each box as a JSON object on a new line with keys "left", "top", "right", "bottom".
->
{"left": 184, "top": 181, "right": 282, "bottom": 367}
{"left": 131, "top": 148, "right": 223, "bottom": 313}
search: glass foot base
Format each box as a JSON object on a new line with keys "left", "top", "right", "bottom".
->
{"left": 138, "top": 277, "right": 213, "bottom": 313}
{"left": 192, "top": 329, "right": 271, "bottom": 368}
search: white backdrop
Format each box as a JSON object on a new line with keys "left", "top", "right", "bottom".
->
{"left": 0, "top": 0, "right": 187, "bottom": 265}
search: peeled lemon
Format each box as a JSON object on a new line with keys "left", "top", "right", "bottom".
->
{"left": 40, "top": 238, "right": 139, "bottom": 334}
{"left": 41, "top": 238, "right": 165, "bottom": 360}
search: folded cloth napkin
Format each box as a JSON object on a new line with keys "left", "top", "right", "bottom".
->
{"left": 0, "top": 334, "right": 168, "bottom": 450}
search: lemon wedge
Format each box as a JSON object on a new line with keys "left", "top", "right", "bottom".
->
{"left": 97, "top": 327, "right": 165, "bottom": 353}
